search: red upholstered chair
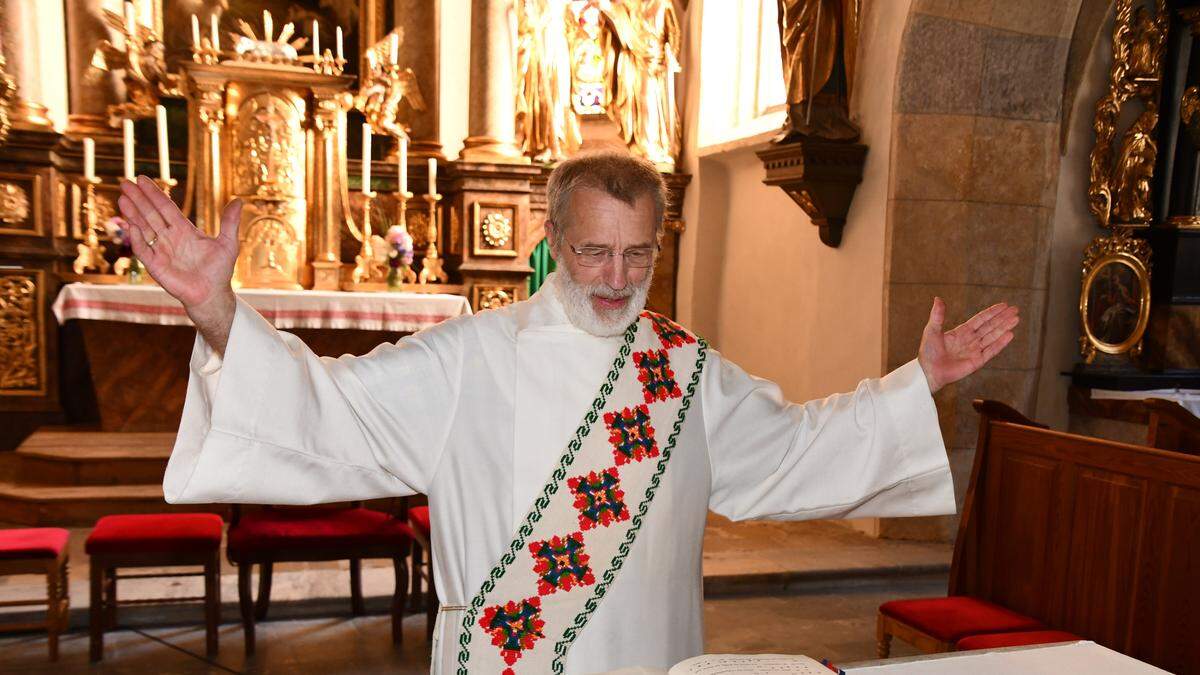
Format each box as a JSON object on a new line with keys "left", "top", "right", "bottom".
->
{"left": 955, "top": 629, "right": 1083, "bottom": 651}
{"left": 0, "top": 528, "right": 70, "bottom": 661}
{"left": 225, "top": 501, "right": 412, "bottom": 654}
{"left": 876, "top": 596, "right": 1044, "bottom": 656}
{"left": 407, "top": 505, "right": 437, "bottom": 640}
{"left": 85, "top": 513, "right": 223, "bottom": 661}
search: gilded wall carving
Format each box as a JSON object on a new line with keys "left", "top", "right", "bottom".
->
{"left": 0, "top": 272, "right": 43, "bottom": 394}
{"left": 0, "top": 182, "right": 30, "bottom": 225}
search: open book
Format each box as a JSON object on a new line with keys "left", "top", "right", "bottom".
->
{"left": 669, "top": 654, "right": 833, "bottom": 674}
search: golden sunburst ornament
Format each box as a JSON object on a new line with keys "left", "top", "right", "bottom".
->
{"left": 233, "top": 11, "right": 306, "bottom": 63}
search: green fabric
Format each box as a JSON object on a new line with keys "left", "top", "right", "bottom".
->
{"left": 528, "top": 238, "right": 556, "bottom": 295}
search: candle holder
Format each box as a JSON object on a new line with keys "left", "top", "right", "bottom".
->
{"left": 72, "top": 178, "right": 111, "bottom": 275}
{"left": 418, "top": 192, "right": 447, "bottom": 284}
{"left": 351, "top": 191, "right": 386, "bottom": 284}
{"left": 192, "top": 37, "right": 221, "bottom": 65}
{"left": 153, "top": 176, "right": 179, "bottom": 194}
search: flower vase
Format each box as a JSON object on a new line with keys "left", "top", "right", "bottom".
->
{"left": 128, "top": 257, "right": 144, "bottom": 284}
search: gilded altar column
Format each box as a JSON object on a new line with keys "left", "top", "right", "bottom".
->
{"left": 309, "top": 89, "right": 344, "bottom": 290}
{"left": 64, "top": 0, "right": 123, "bottom": 139}
{"left": 2, "top": 0, "right": 54, "bottom": 129}
{"left": 460, "top": 0, "right": 528, "bottom": 163}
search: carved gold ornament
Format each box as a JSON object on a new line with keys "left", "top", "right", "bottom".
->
{"left": 475, "top": 286, "right": 517, "bottom": 311}
{"left": 0, "top": 51, "right": 14, "bottom": 146}
{"left": 1079, "top": 229, "right": 1152, "bottom": 363}
{"left": 0, "top": 182, "right": 30, "bottom": 225}
{"left": 0, "top": 273, "right": 43, "bottom": 393}
{"left": 1088, "top": 0, "right": 1168, "bottom": 228}
{"left": 481, "top": 211, "right": 513, "bottom": 249}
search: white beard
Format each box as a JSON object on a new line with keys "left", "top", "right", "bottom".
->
{"left": 554, "top": 269, "right": 652, "bottom": 337}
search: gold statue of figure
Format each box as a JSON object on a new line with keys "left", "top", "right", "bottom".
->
{"left": 775, "top": 0, "right": 861, "bottom": 142}
{"left": 92, "top": 8, "right": 181, "bottom": 124}
{"left": 516, "top": 0, "right": 581, "bottom": 163}
{"left": 600, "top": 0, "right": 682, "bottom": 170}
{"left": 356, "top": 29, "right": 427, "bottom": 143}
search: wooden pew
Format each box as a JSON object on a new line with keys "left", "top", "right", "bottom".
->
{"left": 947, "top": 400, "right": 1200, "bottom": 674}
{"left": 1144, "top": 397, "right": 1200, "bottom": 456}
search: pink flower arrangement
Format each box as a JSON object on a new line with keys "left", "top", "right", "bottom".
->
{"left": 103, "top": 216, "right": 133, "bottom": 257}
{"left": 385, "top": 225, "right": 414, "bottom": 268}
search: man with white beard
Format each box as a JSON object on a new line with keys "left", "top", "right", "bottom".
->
{"left": 116, "top": 152, "right": 1018, "bottom": 674}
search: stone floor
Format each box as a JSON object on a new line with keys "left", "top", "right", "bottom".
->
{"left": 0, "top": 517, "right": 948, "bottom": 673}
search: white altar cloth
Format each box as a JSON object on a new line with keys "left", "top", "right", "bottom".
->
{"left": 52, "top": 283, "right": 471, "bottom": 332}
{"left": 842, "top": 641, "right": 1167, "bottom": 674}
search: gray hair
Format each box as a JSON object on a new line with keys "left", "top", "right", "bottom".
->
{"left": 544, "top": 152, "right": 667, "bottom": 248}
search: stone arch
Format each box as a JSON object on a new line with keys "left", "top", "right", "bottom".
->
{"left": 880, "top": 0, "right": 1116, "bottom": 539}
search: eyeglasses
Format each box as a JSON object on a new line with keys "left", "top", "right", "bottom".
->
{"left": 568, "top": 243, "right": 658, "bottom": 268}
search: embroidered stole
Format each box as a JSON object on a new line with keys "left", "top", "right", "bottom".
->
{"left": 456, "top": 311, "right": 707, "bottom": 674}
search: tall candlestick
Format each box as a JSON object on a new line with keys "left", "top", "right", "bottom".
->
{"left": 361, "top": 124, "right": 372, "bottom": 194}
{"left": 312, "top": 20, "right": 320, "bottom": 58}
{"left": 122, "top": 119, "right": 135, "bottom": 179}
{"left": 263, "top": 10, "right": 272, "bottom": 42}
{"left": 336, "top": 26, "right": 343, "bottom": 60}
{"left": 156, "top": 105, "right": 171, "bottom": 182}
{"left": 428, "top": 157, "right": 437, "bottom": 195}
{"left": 83, "top": 138, "right": 96, "bottom": 181}
{"left": 398, "top": 136, "right": 408, "bottom": 195}
{"left": 211, "top": 14, "right": 219, "bottom": 51}
{"left": 389, "top": 33, "right": 399, "bottom": 64}
{"left": 191, "top": 15, "right": 201, "bottom": 49}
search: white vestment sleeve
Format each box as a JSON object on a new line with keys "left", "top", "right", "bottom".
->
{"left": 163, "top": 298, "right": 462, "bottom": 505}
{"left": 704, "top": 351, "right": 956, "bottom": 521}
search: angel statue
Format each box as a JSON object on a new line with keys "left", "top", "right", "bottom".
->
{"left": 775, "top": 0, "right": 861, "bottom": 142}
{"left": 599, "top": 0, "right": 682, "bottom": 170}
{"left": 355, "top": 29, "right": 426, "bottom": 142}
{"left": 91, "top": 7, "right": 181, "bottom": 125}
{"left": 516, "top": 0, "right": 581, "bottom": 163}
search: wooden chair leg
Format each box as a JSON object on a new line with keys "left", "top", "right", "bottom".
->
{"left": 238, "top": 563, "right": 256, "bottom": 655}
{"left": 45, "top": 559, "right": 62, "bottom": 662}
{"left": 391, "top": 556, "right": 408, "bottom": 646}
{"left": 89, "top": 563, "right": 104, "bottom": 662}
{"left": 205, "top": 552, "right": 220, "bottom": 658}
{"left": 409, "top": 539, "right": 423, "bottom": 611}
{"left": 104, "top": 567, "right": 117, "bottom": 630}
{"left": 877, "top": 613, "right": 892, "bottom": 658}
{"left": 254, "top": 561, "right": 273, "bottom": 621}
{"left": 350, "top": 558, "right": 365, "bottom": 615}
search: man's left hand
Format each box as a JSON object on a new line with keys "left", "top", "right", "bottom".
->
{"left": 918, "top": 298, "right": 1020, "bottom": 394}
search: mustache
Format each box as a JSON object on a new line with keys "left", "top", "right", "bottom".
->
{"left": 586, "top": 283, "right": 635, "bottom": 300}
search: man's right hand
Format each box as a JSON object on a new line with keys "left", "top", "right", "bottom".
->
{"left": 117, "top": 176, "right": 243, "bottom": 355}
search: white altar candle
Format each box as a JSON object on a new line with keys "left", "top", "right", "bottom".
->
{"left": 389, "top": 33, "right": 399, "bottom": 64}
{"left": 83, "top": 138, "right": 96, "bottom": 181}
{"left": 156, "top": 104, "right": 171, "bottom": 182}
{"left": 361, "top": 123, "right": 372, "bottom": 194}
{"left": 336, "top": 26, "right": 343, "bottom": 60}
{"left": 123, "top": 2, "right": 136, "bottom": 37}
{"left": 312, "top": 20, "right": 320, "bottom": 58}
{"left": 398, "top": 135, "right": 408, "bottom": 195}
{"left": 428, "top": 157, "right": 437, "bottom": 196}
{"left": 263, "top": 10, "right": 272, "bottom": 42}
{"left": 211, "top": 14, "right": 219, "bottom": 51}
{"left": 122, "top": 119, "right": 135, "bottom": 179}
{"left": 191, "top": 15, "right": 200, "bottom": 49}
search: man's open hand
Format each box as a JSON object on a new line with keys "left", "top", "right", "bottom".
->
{"left": 917, "top": 298, "right": 1020, "bottom": 394}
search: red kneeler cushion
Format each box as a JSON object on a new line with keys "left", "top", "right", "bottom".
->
{"left": 879, "top": 596, "right": 1044, "bottom": 643}
{"left": 0, "top": 527, "right": 70, "bottom": 559}
{"left": 956, "top": 630, "right": 1082, "bottom": 651}
{"left": 85, "top": 514, "right": 224, "bottom": 555}
{"left": 227, "top": 507, "right": 413, "bottom": 556}
{"left": 409, "top": 506, "right": 430, "bottom": 536}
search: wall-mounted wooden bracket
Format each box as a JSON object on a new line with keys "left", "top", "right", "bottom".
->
{"left": 756, "top": 138, "right": 867, "bottom": 247}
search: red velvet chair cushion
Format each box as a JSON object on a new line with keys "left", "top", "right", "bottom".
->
{"left": 956, "top": 630, "right": 1082, "bottom": 651}
{"left": 85, "top": 513, "right": 224, "bottom": 555}
{"left": 409, "top": 506, "right": 430, "bottom": 536}
{"left": 227, "top": 507, "right": 413, "bottom": 557}
{"left": 879, "top": 596, "right": 1044, "bottom": 643}
{"left": 0, "top": 527, "right": 70, "bottom": 560}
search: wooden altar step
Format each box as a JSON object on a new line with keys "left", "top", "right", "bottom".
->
{"left": 0, "top": 429, "right": 223, "bottom": 526}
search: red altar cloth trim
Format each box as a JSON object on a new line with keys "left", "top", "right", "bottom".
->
{"left": 52, "top": 283, "right": 472, "bottom": 332}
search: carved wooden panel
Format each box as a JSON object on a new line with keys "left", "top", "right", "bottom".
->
{"left": 0, "top": 268, "right": 46, "bottom": 396}
{"left": 1132, "top": 485, "right": 1200, "bottom": 672}
{"left": 471, "top": 201, "right": 518, "bottom": 258}
{"left": 981, "top": 450, "right": 1057, "bottom": 619}
{"left": 0, "top": 173, "right": 43, "bottom": 236}
{"left": 471, "top": 284, "right": 520, "bottom": 312}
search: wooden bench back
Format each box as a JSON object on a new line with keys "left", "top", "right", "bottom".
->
{"left": 1145, "top": 397, "right": 1200, "bottom": 456}
{"left": 950, "top": 400, "right": 1200, "bottom": 674}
